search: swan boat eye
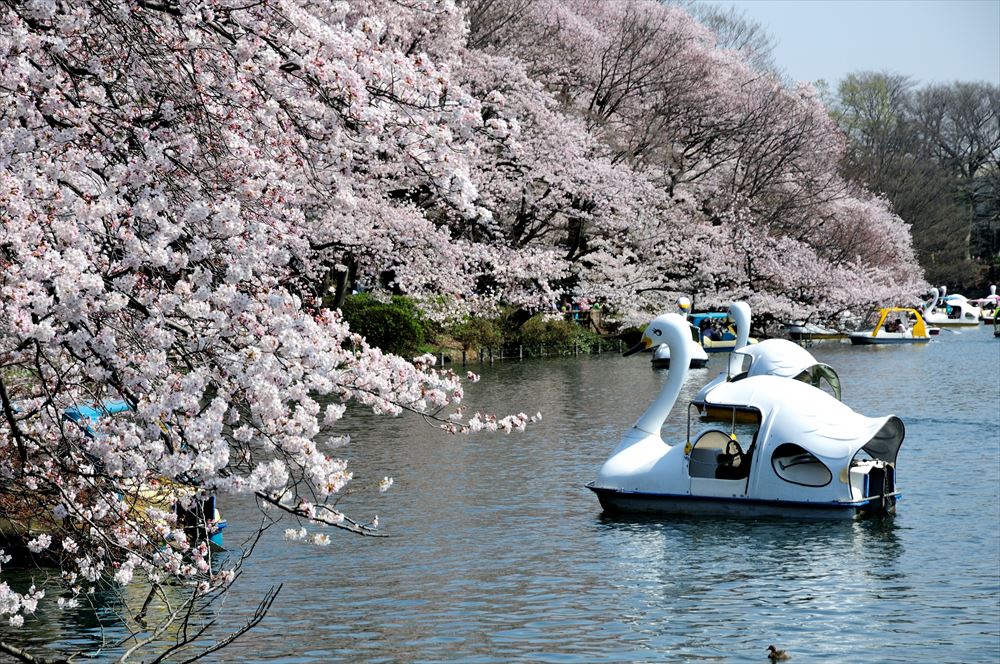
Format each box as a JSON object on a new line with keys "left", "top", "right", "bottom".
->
{"left": 653, "top": 328, "right": 662, "bottom": 336}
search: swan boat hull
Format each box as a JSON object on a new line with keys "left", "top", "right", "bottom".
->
{"left": 587, "top": 484, "right": 898, "bottom": 520}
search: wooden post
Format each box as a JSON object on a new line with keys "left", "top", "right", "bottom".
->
{"left": 519, "top": 345, "right": 523, "bottom": 360}
{"left": 462, "top": 349, "right": 467, "bottom": 366}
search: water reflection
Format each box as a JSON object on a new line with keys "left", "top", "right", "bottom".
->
{"left": 0, "top": 558, "right": 233, "bottom": 660}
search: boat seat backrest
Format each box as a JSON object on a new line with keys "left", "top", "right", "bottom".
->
{"left": 689, "top": 448, "right": 719, "bottom": 478}
{"left": 688, "top": 430, "right": 734, "bottom": 479}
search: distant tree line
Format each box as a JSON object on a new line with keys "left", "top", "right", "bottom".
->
{"left": 827, "top": 73, "right": 1000, "bottom": 290}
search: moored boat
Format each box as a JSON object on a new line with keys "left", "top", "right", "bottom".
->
{"left": 785, "top": 322, "right": 846, "bottom": 341}
{"left": 63, "top": 401, "right": 228, "bottom": 551}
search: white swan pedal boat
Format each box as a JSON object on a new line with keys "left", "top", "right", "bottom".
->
{"left": 923, "top": 286, "right": 981, "bottom": 327}
{"left": 651, "top": 321, "right": 709, "bottom": 369}
{"left": 588, "top": 314, "right": 903, "bottom": 519}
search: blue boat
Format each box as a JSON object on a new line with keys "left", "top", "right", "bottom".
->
{"left": 688, "top": 312, "right": 757, "bottom": 352}
{"left": 63, "top": 400, "right": 227, "bottom": 551}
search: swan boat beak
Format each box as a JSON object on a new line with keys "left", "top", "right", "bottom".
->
{"left": 623, "top": 335, "right": 653, "bottom": 357}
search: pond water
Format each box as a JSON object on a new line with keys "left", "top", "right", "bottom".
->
{"left": 9, "top": 326, "right": 1000, "bottom": 662}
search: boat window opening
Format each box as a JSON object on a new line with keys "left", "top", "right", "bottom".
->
{"left": 687, "top": 418, "right": 760, "bottom": 481}
{"left": 794, "top": 365, "right": 842, "bottom": 401}
{"left": 771, "top": 443, "right": 832, "bottom": 487}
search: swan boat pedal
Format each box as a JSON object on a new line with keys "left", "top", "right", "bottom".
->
{"left": 848, "top": 307, "right": 932, "bottom": 345}
{"left": 587, "top": 313, "right": 903, "bottom": 519}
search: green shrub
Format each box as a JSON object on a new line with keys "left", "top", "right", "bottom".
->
{"left": 448, "top": 316, "right": 503, "bottom": 350}
{"left": 340, "top": 294, "right": 428, "bottom": 357}
{"left": 515, "top": 314, "right": 604, "bottom": 351}
{"left": 516, "top": 315, "right": 576, "bottom": 347}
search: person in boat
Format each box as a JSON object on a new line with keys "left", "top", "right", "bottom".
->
{"left": 715, "top": 440, "right": 748, "bottom": 480}
{"left": 701, "top": 318, "right": 720, "bottom": 341}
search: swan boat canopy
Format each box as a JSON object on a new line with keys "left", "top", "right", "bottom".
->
{"left": 588, "top": 314, "right": 903, "bottom": 519}
{"left": 694, "top": 339, "right": 842, "bottom": 422}
{"left": 848, "top": 308, "right": 932, "bottom": 345}
{"left": 689, "top": 303, "right": 840, "bottom": 421}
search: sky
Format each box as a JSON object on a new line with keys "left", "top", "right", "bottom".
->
{"left": 702, "top": 0, "right": 1000, "bottom": 87}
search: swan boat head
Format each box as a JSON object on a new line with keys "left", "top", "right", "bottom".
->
{"left": 596, "top": 313, "right": 692, "bottom": 492}
{"left": 692, "top": 301, "right": 753, "bottom": 407}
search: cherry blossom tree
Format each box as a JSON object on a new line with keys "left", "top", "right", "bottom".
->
{"left": 0, "top": 0, "right": 539, "bottom": 659}
{"left": 464, "top": 0, "right": 926, "bottom": 325}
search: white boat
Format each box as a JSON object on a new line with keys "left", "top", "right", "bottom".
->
{"left": 587, "top": 313, "right": 904, "bottom": 519}
{"left": 972, "top": 285, "right": 999, "bottom": 323}
{"left": 785, "top": 322, "right": 845, "bottom": 341}
{"left": 694, "top": 339, "right": 842, "bottom": 422}
{"left": 924, "top": 286, "right": 981, "bottom": 327}
{"left": 652, "top": 296, "right": 709, "bottom": 369}
{"left": 848, "top": 307, "right": 932, "bottom": 345}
